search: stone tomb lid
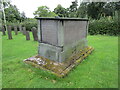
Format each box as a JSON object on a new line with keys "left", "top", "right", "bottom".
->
{"left": 36, "top": 17, "right": 88, "bottom": 21}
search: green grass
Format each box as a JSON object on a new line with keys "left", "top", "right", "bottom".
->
{"left": 2, "top": 32, "right": 118, "bottom": 88}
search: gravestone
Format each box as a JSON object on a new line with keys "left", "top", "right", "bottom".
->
{"left": 31, "top": 27, "right": 38, "bottom": 41}
{"left": 2, "top": 26, "right": 6, "bottom": 35}
{"left": 0, "top": 26, "right": 2, "bottom": 32}
{"left": 19, "top": 25, "right": 22, "bottom": 33}
{"left": 22, "top": 27, "right": 26, "bottom": 35}
{"left": 36, "top": 17, "right": 89, "bottom": 62}
{"left": 14, "top": 26, "right": 18, "bottom": 35}
{"left": 7, "top": 26, "right": 12, "bottom": 39}
{"left": 26, "top": 31, "right": 30, "bottom": 40}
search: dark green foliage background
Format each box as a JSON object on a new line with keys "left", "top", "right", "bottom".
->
{"left": 5, "top": 19, "right": 37, "bottom": 31}
{"left": 88, "top": 17, "right": 119, "bottom": 36}
{"left": 5, "top": 17, "right": 119, "bottom": 36}
{"left": 20, "top": 19, "right": 37, "bottom": 31}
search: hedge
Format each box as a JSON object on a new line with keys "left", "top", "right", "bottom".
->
{"left": 88, "top": 17, "right": 119, "bottom": 36}
{"left": 3, "top": 17, "right": 119, "bottom": 36}
{"left": 3, "top": 18, "right": 37, "bottom": 31}
{"left": 20, "top": 19, "right": 37, "bottom": 31}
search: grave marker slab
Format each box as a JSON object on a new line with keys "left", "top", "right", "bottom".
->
{"left": 31, "top": 27, "right": 38, "bottom": 41}
{"left": 22, "top": 27, "right": 26, "bottom": 35}
{"left": 14, "top": 26, "right": 18, "bottom": 35}
{"left": 7, "top": 26, "right": 12, "bottom": 39}
{"left": 2, "top": 26, "right": 6, "bottom": 35}
{"left": 26, "top": 31, "right": 30, "bottom": 40}
{"left": 19, "top": 25, "right": 22, "bottom": 33}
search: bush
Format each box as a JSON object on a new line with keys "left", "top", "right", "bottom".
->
{"left": 88, "top": 17, "right": 119, "bottom": 36}
{"left": 3, "top": 17, "right": 119, "bottom": 36}
{"left": 20, "top": 18, "right": 37, "bottom": 31}
{"left": 5, "top": 22, "right": 20, "bottom": 31}
{"left": 3, "top": 18, "right": 37, "bottom": 31}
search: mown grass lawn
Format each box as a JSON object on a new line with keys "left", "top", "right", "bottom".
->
{"left": 2, "top": 32, "right": 118, "bottom": 88}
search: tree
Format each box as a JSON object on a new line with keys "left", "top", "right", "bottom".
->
{"left": 87, "top": 2, "right": 105, "bottom": 19}
{"left": 33, "top": 6, "right": 56, "bottom": 17}
{"left": 102, "top": 2, "right": 116, "bottom": 17}
{"left": 4, "top": 4, "right": 21, "bottom": 22}
{"left": 1, "top": 0, "right": 11, "bottom": 31}
{"left": 20, "top": 11, "right": 27, "bottom": 22}
{"left": 54, "top": 4, "right": 68, "bottom": 17}
{"left": 68, "top": 0, "right": 78, "bottom": 17}
{"left": 1, "top": 1, "right": 24, "bottom": 22}
{"left": 77, "top": 2, "right": 88, "bottom": 18}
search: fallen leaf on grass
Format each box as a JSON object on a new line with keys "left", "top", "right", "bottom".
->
{"left": 52, "top": 80, "right": 56, "bottom": 83}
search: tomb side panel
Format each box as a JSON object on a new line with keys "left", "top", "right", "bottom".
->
{"left": 41, "top": 20, "right": 58, "bottom": 46}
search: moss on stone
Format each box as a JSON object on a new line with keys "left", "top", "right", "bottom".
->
{"left": 24, "top": 46, "right": 94, "bottom": 77}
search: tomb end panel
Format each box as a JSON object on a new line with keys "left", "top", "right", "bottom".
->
{"left": 38, "top": 43, "right": 63, "bottom": 62}
{"left": 64, "top": 20, "right": 88, "bottom": 45}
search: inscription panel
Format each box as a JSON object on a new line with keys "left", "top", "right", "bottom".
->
{"left": 41, "top": 20, "right": 58, "bottom": 46}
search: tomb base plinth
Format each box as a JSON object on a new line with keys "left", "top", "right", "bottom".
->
{"left": 24, "top": 46, "right": 94, "bottom": 77}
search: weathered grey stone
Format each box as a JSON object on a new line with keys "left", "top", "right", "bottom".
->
{"left": 2, "top": 26, "right": 6, "bottom": 35}
{"left": 59, "top": 39, "right": 87, "bottom": 62}
{"left": 7, "top": 26, "right": 12, "bottom": 39}
{"left": 19, "top": 25, "right": 22, "bottom": 33}
{"left": 14, "top": 26, "right": 18, "bottom": 35}
{"left": 57, "top": 20, "right": 64, "bottom": 46}
{"left": 41, "top": 20, "right": 58, "bottom": 45}
{"left": 26, "top": 31, "right": 30, "bottom": 40}
{"left": 37, "top": 20, "right": 41, "bottom": 42}
{"left": 31, "top": 27, "right": 38, "bottom": 41}
{"left": 0, "top": 26, "right": 2, "bottom": 32}
{"left": 38, "top": 43, "right": 62, "bottom": 62}
{"left": 22, "top": 27, "right": 26, "bottom": 35}
{"left": 37, "top": 18, "right": 88, "bottom": 62}
{"left": 64, "top": 21, "right": 87, "bottom": 45}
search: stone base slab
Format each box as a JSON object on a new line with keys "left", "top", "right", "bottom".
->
{"left": 23, "top": 46, "right": 94, "bottom": 77}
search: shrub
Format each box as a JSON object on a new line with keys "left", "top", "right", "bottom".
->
{"left": 3, "top": 18, "right": 37, "bottom": 31}
{"left": 5, "top": 22, "right": 20, "bottom": 31}
{"left": 20, "top": 18, "right": 37, "bottom": 31}
{"left": 88, "top": 17, "right": 119, "bottom": 36}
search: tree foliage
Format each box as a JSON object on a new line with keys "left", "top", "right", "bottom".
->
{"left": 78, "top": 2, "right": 118, "bottom": 19}
{"left": 4, "top": 5, "right": 21, "bottom": 22}
{"left": 68, "top": 0, "right": 78, "bottom": 17}
{"left": 54, "top": 4, "right": 68, "bottom": 17}
{"left": 53, "top": 1, "right": 118, "bottom": 19}
{"left": 33, "top": 6, "right": 56, "bottom": 17}
{"left": 2, "top": 1, "right": 26, "bottom": 22}
{"left": 77, "top": 3, "right": 88, "bottom": 18}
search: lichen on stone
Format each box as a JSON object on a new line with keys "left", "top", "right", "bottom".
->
{"left": 24, "top": 46, "right": 94, "bottom": 77}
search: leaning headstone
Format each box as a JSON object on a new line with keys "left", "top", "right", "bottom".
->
{"left": 14, "top": 26, "right": 18, "bottom": 35}
{"left": 19, "top": 25, "right": 22, "bottom": 33}
{"left": 26, "top": 31, "right": 30, "bottom": 40}
{"left": 31, "top": 27, "right": 38, "bottom": 41}
{"left": 22, "top": 27, "right": 26, "bottom": 35}
{"left": 2, "top": 26, "right": 6, "bottom": 35}
{"left": 7, "top": 26, "right": 12, "bottom": 39}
